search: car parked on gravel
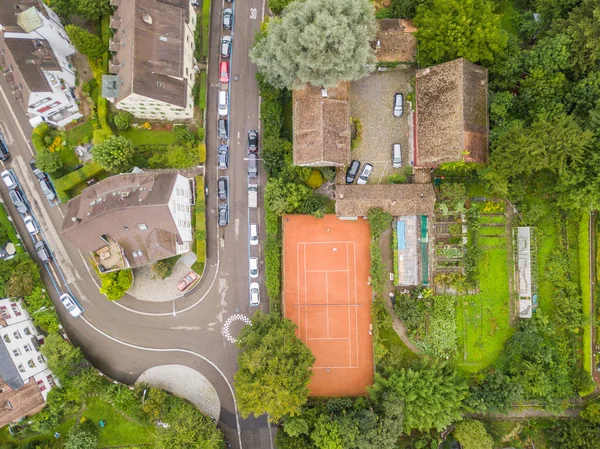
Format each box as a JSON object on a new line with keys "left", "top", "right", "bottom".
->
{"left": 345, "top": 160, "right": 360, "bottom": 184}
{"left": 177, "top": 271, "right": 199, "bottom": 292}
{"left": 357, "top": 163, "right": 373, "bottom": 185}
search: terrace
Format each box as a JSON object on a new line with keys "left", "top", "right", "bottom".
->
{"left": 92, "top": 235, "right": 127, "bottom": 273}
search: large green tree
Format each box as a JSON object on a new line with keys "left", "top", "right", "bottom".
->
{"left": 234, "top": 312, "right": 315, "bottom": 421}
{"left": 370, "top": 361, "right": 468, "bottom": 433}
{"left": 250, "top": 0, "right": 376, "bottom": 88}
{"left": 156, "top": 400, "right": 223, "bottom": 449}
{"left": 48, "top": 0, "right": 112, "bottom": 20}
{"left": 92, "top": 135, "right": 134, "bottom": 172}
{"left": 36, "top": 148, "right": 63, "bottom": 174}
{"left": 5, "top": 258, "right": 41, "bottom": 298}
{"left": 40, "top": 333, "right": 86, "bottom": 381}
{"left": 563, "top": 0, "right": 600, "bottom": 76}
{"left": 65, "top": 25, "right": 104, "bottom": 59}
{"left": 415, "top": 0, "right": 508, "bottom": 66}
{"left": 453, "top": 420, "right": 493, "bottom": 449}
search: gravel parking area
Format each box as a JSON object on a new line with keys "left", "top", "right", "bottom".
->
{"left": 348, "top": 68, "right": 415, "bottom": 184}
{"left": 136, "top": 364, "right": 221, "bottom": 419}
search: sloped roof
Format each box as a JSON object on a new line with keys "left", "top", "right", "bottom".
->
{"left": 374, "top": 19, "right": 417, "bottom": 63}
{"left": 2, "top": 37, "right": 59, "bottom": 92}
{"left": 0, "top": 342, "right": 23, "bottom": 391}
{"left": 293, "top": 84, "right": 351, "bottom": 167}
{"left": 415, "top": 58, "right": 489, "bottom": 167}
{"left": 335, "top": 184, "right": 436, "bottom": 217}
{"left": 16, "top": 7, "right": 42, "bottom": 33}
{"left": 0, "top": 377, "right": 45, "bottom": 429}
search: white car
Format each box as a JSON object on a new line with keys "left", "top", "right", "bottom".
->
{"left": 23, "top": 215, "right": 39, "bottom": 235}
{"left": 218, "top": 91, "right": 228, "bottom": 117}
{"left": 59, "top": 293, "right": 83, "bottom": 318}
{"left": 249, "top": 223, "right": 258, "bottom": 246}
{"left": 249, "top": 256, "right": 259, "bottom": 279}
{"left": 356, "top": 163, "right": 373, "bottom": 185}
{"left": 249, "top": 282, "right": 260, "bottom": 306}
{"left": 1, "top": 170, "right": 16, "bottom": 189}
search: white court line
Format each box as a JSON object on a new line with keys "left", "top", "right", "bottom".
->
{"left": 305, "top": 269, "right": 348, "bottom": 273}
{"left": 346, "top": 242, "right": 352, "bottom": 364}
{"left": 296, "top": 242, "right": 301, "bottom": 338}
{"left": 353, "top": 241, "right": 359, "bottom": 368}
{"left": 303, "top": 243, "right": 308, "bottom": 341}
{"left": 325, "top": 271, "right": 329, "bottom": 338}
{"left": 306, "top": 337, "right": 351, "bottom": 340}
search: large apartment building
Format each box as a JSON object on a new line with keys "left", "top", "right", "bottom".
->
{"left": 102, "top": 0, "right": 197, "bottom": 121}
{"left": 0, "top": 0, "right": 81, "bottom": 127}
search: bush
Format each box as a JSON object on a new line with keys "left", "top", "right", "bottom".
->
{"left": 201, "top": 0, "right": 211, "bottom": 59}
{"left": 174, "top": 125, "right": 197, "bottom": 143}
{"left": 99, "top": 269, "right": 133, "bottom": 301}
{"left": 198, "top": 71, "right": 207, "bottom": 110}
{"left": 54, "top": 162, "right": 105, "bottom": 198}
{"left": 198, "top": 142, "right": 206, "bottom": 163}
{"left": 192, "top": 176, "right": 206, "bottom": 273}
{"left": 152, "top": 256, "right": 181, "bottom": 279}
{"left": 93, "top": 127, "right": 113, "bottom": 145}
{"left": 31, "top": 122, "right": 49, "bottom": 154}
{"left": 306, "top": 169, "right": 324, "bottom": 188}
{"left": 368, "top": 208, "right": 393, "bottom": 238}
{"left": 96, "top": 97, "right": 111, "bottom": 131}
{"left": 197, "top": 127, "right": 205, "bottom": 142}
{"left": 37, "top": 149, "right": 63, "bottom": 174}
{"left": 113, "top": 112, "right": 133, "bottom": 131}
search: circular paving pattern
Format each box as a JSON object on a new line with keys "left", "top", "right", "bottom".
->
{"left": 222, "top": 314, "right": 252, "bottom": 343}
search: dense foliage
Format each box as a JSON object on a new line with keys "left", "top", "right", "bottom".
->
{"left": 65, "top": 25, "right": 104, "bottom": 59}
{"left": 92, "top": 135, "right": 134, "bottom": 172}
{"left": 453, "top": 419, "right": 493, "bottom": 449}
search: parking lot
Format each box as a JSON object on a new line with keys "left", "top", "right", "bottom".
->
{"left": 348, "top": 68, "right": 415, "bottom": 184}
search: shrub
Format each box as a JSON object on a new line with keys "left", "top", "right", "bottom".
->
{"left": 99, "top": 269, "right": 133, "bottom": 301}
{"left": 192, "top": 176, "right": 206, "bottom": 274}
{"left": 96, "top": 97, "right": 111, "bottom": 131}
{"left": 93, "top": 127, "right": 113, "bottom": 145}
{"left": 198, "top": 71, "right": 207, "bottom": 110}
{"left": 368, "top": 208, "right": 393, "bottom": 238}
{"left": 306, "top": 169, "right": 324, "bottom": 188}
{"left": 37, "top": 149, "right": 63, "bottom": 174}
{"left": 197, "top": 127, "right": 205, "bottom": 142}
{"left": 198, "top": 142, "right": 206, "bottom": 163}
{"left": 201, "top": 0, "right": 211, "bottom": 59}
{"left": 54, "top": 162, "right": 105, "bottom": 201}
{"left": 92, "top": 135, "right": 134, "bottom": 172}
{"left": 31, "top": 123, "right": 49, "bottom": 153}
{"left": 174, "top": 125, "right": 197, "bottom": 143}
{"left": 387, "top": 173, "right": 407, "bottom": 184}
{"left": 152, "top": 256, "right": 181, "bottom": 279}
{"left": 113, "top": 112, "right": 133, "bottom": 131}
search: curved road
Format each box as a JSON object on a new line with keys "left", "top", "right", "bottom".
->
{"left": 0, "top": 0, "right": 269, "bottom": 447}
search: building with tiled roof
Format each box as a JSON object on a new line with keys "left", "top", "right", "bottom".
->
{"left": 373, "top": 19, "right": 417, "bottom": 63}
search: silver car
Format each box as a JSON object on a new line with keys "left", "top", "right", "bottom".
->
{"left": 60, "top": 293, "right": 83, "bottom": 318}
{"left": 356, "top": 163, "right": 373, "bottom": 185}
{"left": 223, "top": 8, "right": 233, "bottom": 30}
{"left": 393, "top": 93, "right": 404, "bottom": 117}
{"left": 218, "top": 203, "right": 229, "bottom": 227}
{"left": 221, "top": 35, "right": 232, "bottom": 58}
{"left": 249, "top": 282, "right": 260, "bottom": 306}
{"left": 40, "top": 178, "right": 56, "bottom": 202}
{"left": 247, "top": 153, "right": 258, "bottom": 178}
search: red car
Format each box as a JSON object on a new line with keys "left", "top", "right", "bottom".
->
{"left": 177, "top": 271, "right": 199, "bottom": 291}
{"left": 219, "top": 61, "right": 229, "bottom": 83}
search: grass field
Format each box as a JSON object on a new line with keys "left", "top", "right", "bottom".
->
{"left": 64, "top": 120, "right": 94, "bottom": 146}
{"left": 579, "top": 211, "right": 592, "bottom": 376}
{"left": 119, "top": 129, "right": 179, "bottom": 147}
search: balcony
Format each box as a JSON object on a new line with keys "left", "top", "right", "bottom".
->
{"left": 92, "top": 236, "right": 127, "bottom": 273}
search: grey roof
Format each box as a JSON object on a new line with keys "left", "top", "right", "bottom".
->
{"left": 0, "top": 0, "right": 41, "bottom": 31}
{"left": 16, "top": 7, "right": 43, "bottom": 33}
{"left": 102, "top": 75, "right": 121, "bottom": 99}
{"left": 2, "top": 37, "right": 59, "bottom": 92}
{"left": 0, "top": 341, "right": 23, "bottom": 391}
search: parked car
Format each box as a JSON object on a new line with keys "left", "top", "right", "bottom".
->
{"left": 218, "top": 145, "right": 229, "bottom": 169}
{"left": 1, "top": 170, "right": 16, "bottom": 189}
{"left": 249, "top": 282, "right": 260, "bottom": 306}
{"left": 23, "top": 215, "right": 39, "bottom": 235}
{"left": 247, "top": 153, "right": 258, "bottom": 178}
{"left": 393, "top": 93, "right": 404, "bottom": 117}
{"left": 356, "top": 163, "right": 373, "bottom": 185}
{"left": 218, "top": 91, "right": 228, "bottom": 116}
{"left": 218, "top": 177, "right": 228, "bottom": 200}
{"left": 177, "top": 271, "right": 199, "bottom": 292}
{"left": 35, "top": 240, "right": 52, "bottom": 263}
{"left": 221, "top": 35, "right": 232, "bottom": 58}
{"left": 218, "top": 203, "right": 229, "bottom": 227}
{"left": 249, "top": 256, "right": 259, "bottom": 279}
{"left": 223, "top": 8, "right": 233, "bottom": 30}
{"left": 59, "top": 293, "right": 83, "bottom": 318}
{"left": 9, "top": 188, "right": 28, "bottom": 215}
{"left": 345, "top": 160, "right": 360, "bottom": 184}
{"left": 39, "top": 178, "right": 56, "bottom": 202}
{"left": 218, "top": 118, "right": 228, "bottom": 140}
{"left": 0, "top": 134, "right": 10, "bottom": 161}
{"left": 219, "top": 61, "right": 230, "bottom": 83}
{"left": 247, "top": 130, "right": 258, "bottom": 153}
{"left": 392, "top": 143, "right": 402, "bottom": 168}
{"left": 29, "top": 159, "right": 46, "bottom": 180}
{"left": 249, "top": 223, "right": 258, "bottom": 246}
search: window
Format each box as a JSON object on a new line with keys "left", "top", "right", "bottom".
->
{"left": 18, "top": 364, "right": 25, "bottom": 373}
{"left": 123, "top": 226, "right": 129, "bottom": 231}
{"left": 3, "top": 334, "right": 10, "bottom": 343}
{"left": 37, "top": 355, "right": 45, "bottom": 364}
{"left": 23, "top": 327, "right": 31, "bottom": 336}
{"left": 13, "top": 348, "right": 21, "bottom": 357}
{"left": 23, "top": 344, "right": 31, "bottom": 352}
{"left": 27, "top": 359, "right": 36, "bottom": 369}
{"left": 10, "top": 303, "right": 21, "bottom": 317}
{"left": 13, "top": 331, "right": 21, "bottom": 339}
{"left": 177, "top": 204, "right": 181, "bottom": 212}
{"left": 47, "top": 375, "right": 55, "bottom": 387}
{"left": 138, "top": 223, "right": 147, "bottom": 230}
{"left": 0, "top": 306, "right": 11, "bottom": 320}
{"left": 178, "top": 219, "right": 182, "bottom": 227}
{"left": 37, "top": 379, "right": 46, "bottom": 392}
{"left": 133, "top": 250, "right": 143, "bottom": 258}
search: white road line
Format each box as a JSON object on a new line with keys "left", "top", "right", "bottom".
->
{"left": 78, "top": 248, "right": 100, "bottom": 289}
{"left": 81, "top": 316, "right": 242, "bottom": 449}
{"left": 0, "top": 83, "right": 35, "bottom": 156}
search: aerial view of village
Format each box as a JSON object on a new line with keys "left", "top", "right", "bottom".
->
{"left": 0, "top": 0, "right": 599, "bottom": 448}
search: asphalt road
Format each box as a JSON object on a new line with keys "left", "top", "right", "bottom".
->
{"left": 0, "top": 0, "right": 270, "bottom": 447}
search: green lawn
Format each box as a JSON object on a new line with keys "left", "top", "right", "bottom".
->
{"left": 119, "top": 128, "right": 179, "bottom": 146}
{"left": 580, "top": 211, "right": 592, "bottom": 376}
{"left": 479, "top": 215, "right": 506, "bottom": 225}
{"left": 479, "top": 226, "right": 506, "bottom": 236}
{"left": 479, "top": 236, "right": 506, "bottom": 246}
{"left": 64, "top": 120, "right": 94, "bottom": 146}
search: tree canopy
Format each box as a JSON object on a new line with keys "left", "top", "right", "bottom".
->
{"left": 453, "top": 420, "right": 493, "bottom": 449}
{"left": 92, "top": 135, "right": 134, "bottom": 172}
{"left": 234, "top": 312, "right": 315, "bottom": 421}
{"left": 250, "top": 0, "right": 376, "bottom": 89}
{"left": 65, "top": 25, "right": 104, "bottom": 59}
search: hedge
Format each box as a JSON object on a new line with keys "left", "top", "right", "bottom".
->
{"left": 192, "top": 176, "right": 206, "bottom": 274}
{"left": 0, "top": 203, "right": 23, "bottom": 253}
{"left": 198, "top": 142, "right": 206, "bottom": 163}
{"left": 264, "top": 209, "right": 282, "bottom": 313}
{"left": 199, "top": 71, "right": 207, "bottom": 110}
{"left": 201, "top": 0, "right": 211, "bottom": 59}
{"left": 579, "top": 211, "right": 593, "bottom": 385}
{"left": 54, "top": 162, "right": 105, "bottom": 202}
{"left": 31, "top": 122, "right": 49, "bottom": 154}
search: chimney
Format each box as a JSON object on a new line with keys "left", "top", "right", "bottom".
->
{"left": 71, "top": 217, "right": 81, "bottom": 222}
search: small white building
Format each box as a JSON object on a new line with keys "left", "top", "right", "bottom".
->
{"left": 0, "top": 1, "right": 82, "bottom": 127}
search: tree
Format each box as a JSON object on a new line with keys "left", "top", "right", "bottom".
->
{"left": 467, "top": 371, "right": 523, "bottom": 413}
{"left": 113, "top": 112, "right": 133, "bottom": 131}
{"left": 36, "top": 149, "right": 63, "bottom": 174}
{"left": 64, "top": 422, "right": 98, "bottom": 449}
{"left": 99, "top": 269, "right": 133, "bottom": 300}
{"left": 548, "top": 419, "right": 600, "bottom": 449}
{"left": 563, "top": 0, "right": 600, "bottom": 76}
{"left": 415, "top": 0, "right": 508, "bottom": 66}
{"left": 268, "top": 0, "right": 294, "bottom": 15}
{"left": 250, "top": 0, "right": 376, "bottom": 89}
{"left": 234, "top": 312, "right": 315, "bottom": 421}
{"left": 518, "top": 68, "right": 567, "bottom": 117}
{"left": 265, "top": 177, "right": 313, "bottom": 216}
{"left": 525, "top": 33, "right": 572, "bottom": 74}
{"left": 92, "top": 135, "right": 134, "bottom": 172}
{"left": 453, "top": 420, "right": 493, "bottom": 449}
{"left": 40, "top": 333, "right": 86, "bottom": 382}
{"left": 5, "top": 258, "right": 41, "bottom": 298}
{"left": 72, "top": 0, "right": 113, "bottom": 20}
{"left": 369, "top": 361, "right": 468, "bottom": 433}
{"left": 581, "top": 401, "right": 600, "bottom": 424}
{"left": 262, "top": 137, "right": 293, "bottom": 178}
{"left": 65, "top": 25, "right": 104, "bottom": 59}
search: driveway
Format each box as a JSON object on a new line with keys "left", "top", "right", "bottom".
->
{"left": 349, "top": 68, "right": 415, "bottom": 184}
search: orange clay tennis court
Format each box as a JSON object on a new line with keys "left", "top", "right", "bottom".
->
{"left": 283, "top": 215, "right": 373, "bottom": 396}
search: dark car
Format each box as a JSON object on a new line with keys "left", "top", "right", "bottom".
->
{"left": 218, "top": 118, "right": 228, "bottom": 140}
{"left": 247, "top": 153, "right": 258, "bottom": 178}
{"left": 218, "top": 145, "right": 229, "bottom": 170}
{"left": 9, "top": 188, "right": 28, "bottom": 215}
{"left": 218, "top": 203, "right": 229, "bottom": 227}
{"left": 247, "top": 130, "right": 258, "bottom": 153}
{"left": 35, "top": 240, "right": 52, "bottom": 263}
{"left": 346, "top": 160, "right": 360, "bottom": 184}
{"left": 218, "top": 177, "right": 228, "bottom": 200}
{"left": 0, "top": 134, "right": 10, "bottom": 161}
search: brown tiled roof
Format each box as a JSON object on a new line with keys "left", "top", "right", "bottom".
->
{"left": 335, "top": 184, "right": 436, "bottom": 217}
{"left": 2, "top": 36, "right": 59, "bottom": 92}
{"left": 374, "top": 19, "right": 417, "bottom": 63}
{"left": 293, "top": 84, "right": 351, "bottom": 167}
{"left": 61, "top": 171, "right": 185, "bottom": 267}
{"left": 112, "top": 0, "right": 190, "bottom": 107}
{"left": 415, "top": 58, "right": 488, "bottom": 167}
{"left": 0, "top": 377, "right": 45, "bottom": 429}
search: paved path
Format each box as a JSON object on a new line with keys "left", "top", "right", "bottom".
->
{"left": 379, "top": 228, "right": 420, "bottom": 354}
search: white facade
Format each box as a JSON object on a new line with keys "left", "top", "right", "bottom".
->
{"left": 0, "top": 299, "right": 57, "bottom": 400}
{"left": 168, "top": 174, "right": 193, "bottom": 253}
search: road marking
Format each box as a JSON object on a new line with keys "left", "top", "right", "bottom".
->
{"left": 0, "top": 82, "right": 35, "bottom": 156}
{"left": 234, "top": 218, "right": 239, "bottom": 237}
{"left": 0, "top": 121, "right": 14, "bottom": 144}
{"left": 78, "top": 248, "right": 100, "bottom": 289}
{"left": 81, "top": 315, "right": 243, "bottom": 449}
